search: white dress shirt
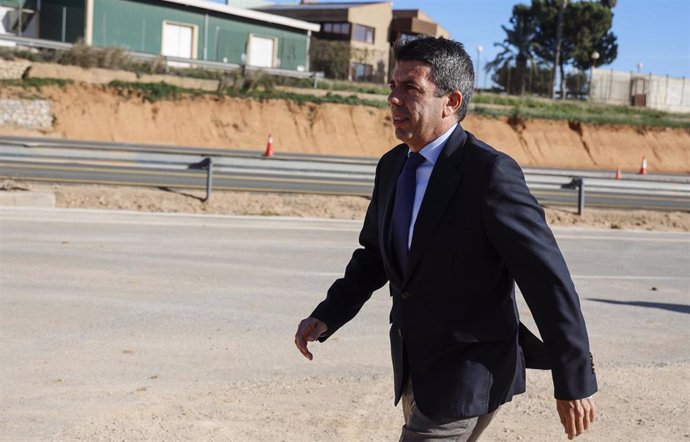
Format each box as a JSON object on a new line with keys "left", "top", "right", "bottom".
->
{"left": 406, "top": 123, "right": 458, "bottom": 248}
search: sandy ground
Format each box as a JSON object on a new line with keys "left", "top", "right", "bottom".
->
{"left": 3, "top": 181, "right": 688, "bottom": 232}
{"left": 1, "top": 210, "right": 689, "bottom": 441}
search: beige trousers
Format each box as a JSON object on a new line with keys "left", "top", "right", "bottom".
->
{"left": 400, "top": 377, "right": 498, "bottom": 442}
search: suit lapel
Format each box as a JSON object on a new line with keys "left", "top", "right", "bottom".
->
{"left": 380, "top": 145, "right": 409, "bottom": 285}
{"left": 405, "top": 126, "right": 467, "bottom": 284}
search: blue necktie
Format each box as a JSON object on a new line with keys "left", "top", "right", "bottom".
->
{"left": 391, "top": 152, "right": 425, "bottom": 275}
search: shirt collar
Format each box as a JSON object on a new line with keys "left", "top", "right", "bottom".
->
{"left": 410, "top": 123, "right": 458, "bottom": 166}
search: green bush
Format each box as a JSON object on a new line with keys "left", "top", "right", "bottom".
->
{"left": 224, "top": 88, "right": 387, "bottom": 108}
{"left": 107, "top": 81, "right": 197, "bottom": 102}
{"left": 316, "top": 79, "right": 389, "bottom": 95}
{"left": 56, "top": 42, "right": 131, "bottom": 70}
{"left": 471, "top": 93, "right": 690, "bottom": 129}
{"left": 0, "top": 43, "right": 166, "bottom": 74}
{"left": 0, "top": 78, "right": 73, "bottom": 89}
{"left": 168, "top": 67, "right": 223, "bottom": 80}
{"left": 0, "top": 47, "right": 44, "bottom": 62}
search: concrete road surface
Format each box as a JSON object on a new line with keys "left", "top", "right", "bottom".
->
{"left": 1, "top": 208, "right": 688, "bottom": 441}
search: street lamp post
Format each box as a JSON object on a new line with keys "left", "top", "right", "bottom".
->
{"left": 589, "top": 50, "right": 600, "bottom": 99}
{"left": 476, "top": 45, "right": 483, "bottom": 89}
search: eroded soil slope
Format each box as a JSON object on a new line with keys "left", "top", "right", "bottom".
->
{"left": 1, "top": 84, "right": 688, "bottom": 173}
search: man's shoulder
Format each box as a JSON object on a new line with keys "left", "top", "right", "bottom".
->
{"left": 463, "top": 132, "right": 515, "bottom": 168}
{"left": 463, "top": 130, "right": 503, "bottom": 163}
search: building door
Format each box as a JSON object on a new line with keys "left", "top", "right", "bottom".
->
{"left": 162, "top": 22, "right": 195, "bottom": 64}
{"left": 631, "top": 77, "right": 647, "bottom": 107}
{"left": 247, "top": 34, "right": 275, "bottom": 68}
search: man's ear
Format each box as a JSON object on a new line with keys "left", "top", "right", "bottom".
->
{"left": 443, "top": 90, "right": 463, "bottom": 118}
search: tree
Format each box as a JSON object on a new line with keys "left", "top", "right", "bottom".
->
{"left": 530, "top": 0, "right": 572, "bottom": 98}
{"left": 565, "top": 70, "right": 589, "bottom": 98}
{"left": 569, "top": 2, "right": 618, "bottom": 71}
{"left": 309, "top": 38, "right": 351, "bottom": 80}
{"left": 491, "top": 62, "right": 553, "bottom": 95}
{"left": 488, "top": 1, "right": 618, "bottom": 98}
{"left": 486, "top": 4, "right": 539, "bottom": 95}
{"left": 531, "top": 0, "right": 617, "bottom": 98}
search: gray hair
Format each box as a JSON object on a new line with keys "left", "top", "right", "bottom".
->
{"left": 393, "top": 36, "right": 475, "bottom": 121}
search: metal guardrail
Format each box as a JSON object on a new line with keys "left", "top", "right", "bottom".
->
{"left": 1, "top": 139, "right": 689, "bottom": 212}
{"left": 5, "top": 136, "right": 690, "bottom": 182}
{"left": 0, "top": 136, "right": 380, "bottom": 166}
{"left": 0, "top": 34, "right": 324, "bottom": 86}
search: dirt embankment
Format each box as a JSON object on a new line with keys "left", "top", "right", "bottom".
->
{"left": 1, "top": 83, "right": 689, "bottom": 174}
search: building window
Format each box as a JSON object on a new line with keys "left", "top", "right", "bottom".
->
{"left": 351, "top": 62, "right": 373, "bottom": 81}
{"left": 161, "top": 21, "right": 198, "bottom": 68}
{"left": 398, "top": 33, "right": 416, "bottom": 42}
{"left": 247, "top": 34, "right": 277, "bottom": 68}
{"left": 352, "top": 24, "right": 374, "bottom": 44}
{"left": 322, "top": 22, "right": 350, "bottom": 36}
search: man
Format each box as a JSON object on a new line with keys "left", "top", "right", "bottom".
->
{"left": 295, "top": 37, "right": 597, "bottom": 441}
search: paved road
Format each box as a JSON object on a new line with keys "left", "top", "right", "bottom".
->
{"left": 0, "top": 208, "right": 688, "bottom": 440}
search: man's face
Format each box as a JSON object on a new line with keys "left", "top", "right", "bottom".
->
{"left": 387, "top": 60, "right": 452, "bottom": 151}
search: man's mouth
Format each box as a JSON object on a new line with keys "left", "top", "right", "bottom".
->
{"left": 392, "top": 115, "right": 408, "bottom": 126}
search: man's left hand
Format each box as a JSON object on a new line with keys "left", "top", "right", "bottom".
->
{"left": 556, "top": 398, "right": 596, "bottom": 440}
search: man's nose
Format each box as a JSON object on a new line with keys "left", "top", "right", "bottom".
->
{"left": 387, "top": 90, "right": 401, "bottom": 106}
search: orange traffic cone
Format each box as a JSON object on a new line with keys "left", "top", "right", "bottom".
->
{"left": 638, "top": 156, "right": 647, "bottom": 175}
{"left": 615, "top": 167, "right": 622, "bottom": 180}
{"left": 263, "top": 134, "right": 274, "bottom": 157}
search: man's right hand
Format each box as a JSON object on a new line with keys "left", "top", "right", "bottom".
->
{"left": 557, "top": 398, "right": 596, "bottom": 440}
{"left": 294, "top": 317, "right": 328, "bottom": 360}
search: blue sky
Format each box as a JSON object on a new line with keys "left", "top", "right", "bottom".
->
{"left": 218, "top": 0, "right": 690, "bottom": 86}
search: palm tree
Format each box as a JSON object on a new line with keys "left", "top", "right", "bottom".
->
{"left": 486, "top": 4, "right": 539, "bottom": 95}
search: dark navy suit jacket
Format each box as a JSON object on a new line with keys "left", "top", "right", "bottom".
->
{"left": 311, "top": 125, "right": 597, "bottom": 419}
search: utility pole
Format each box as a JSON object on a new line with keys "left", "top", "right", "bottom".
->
{"left": 551, "top": 0, "right": 568, "bottom": 99}
{"left": 476, "top": 45, "right": 483, "bottom": 89}
{"left": 589, "top": 51, "right": 599, "bottom": 99}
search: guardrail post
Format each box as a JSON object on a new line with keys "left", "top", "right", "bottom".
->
{"left": 312, "top": 72, "right": 318, "bottom": 89}
{"left": 204, "top": 157, "right": 213, "bottom": 202}
{"left": 576, "top": 178, "right": 585, "bottom": 216}
{"left": 561, "top": 177, "right": 585, "bottom": 216}
{"left": 186, "top": 157, "right": 214, "bottom": 201}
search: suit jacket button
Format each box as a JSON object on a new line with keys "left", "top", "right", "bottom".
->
{"left": 400, "top": 291, "right": 410, "bottom": 300}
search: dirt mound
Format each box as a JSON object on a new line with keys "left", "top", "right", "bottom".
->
{"left": 1, "top": 83, "right": 689, "bottom": 173}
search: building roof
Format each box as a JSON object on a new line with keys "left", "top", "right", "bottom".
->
{"left": 259, "top": 2, "right": 390, "bottom": 11}
{"left": 393, "top": 9, "right": 434, "bottom": 22}
{"left": 159, "top": 0, "right": 320, "bottom": 32}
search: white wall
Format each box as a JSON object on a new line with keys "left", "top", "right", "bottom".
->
{"left": 591, "top": 68, "right": 690, "bottom": 113}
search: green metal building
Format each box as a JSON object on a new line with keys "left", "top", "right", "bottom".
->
{"left": 36, "top": 0, "right": 319, "bottom": 71}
